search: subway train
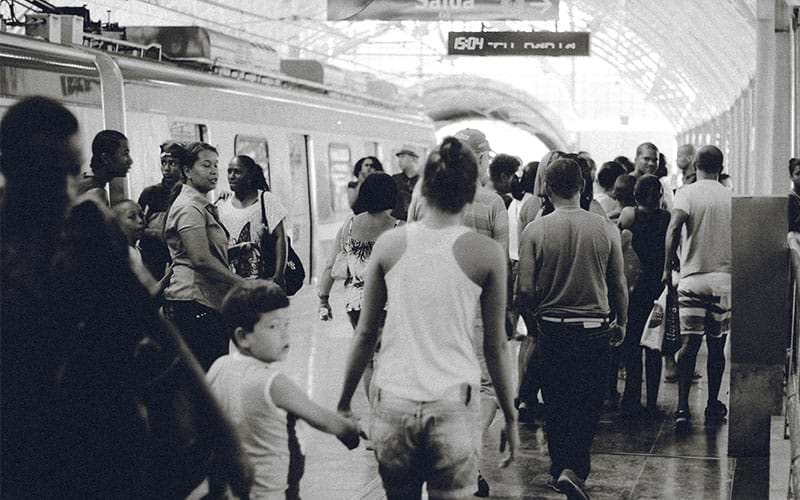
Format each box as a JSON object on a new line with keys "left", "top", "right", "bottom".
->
{"left": 0, "top": 24, "right": 436, "bottom": 280}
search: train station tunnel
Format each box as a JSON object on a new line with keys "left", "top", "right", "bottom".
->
{"left": 1, "top": 0, "right": 800, "bottom": 498}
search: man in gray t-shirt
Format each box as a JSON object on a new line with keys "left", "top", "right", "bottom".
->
{"left": 518, "top": 158, "right": 628, "bottom": 498}
{"left": 663, "top": 145, "right": 731, "bottom": 433}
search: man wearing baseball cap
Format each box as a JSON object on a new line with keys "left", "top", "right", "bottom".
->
{"left": 391, "top": 147, "right": 419, "bottom": 221}
{"left": 455, "top": 128, "right": 495, "bottom": 185}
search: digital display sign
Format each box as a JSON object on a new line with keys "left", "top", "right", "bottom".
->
{"left": 448, "top": 31, "right": 590, "bottom": 56}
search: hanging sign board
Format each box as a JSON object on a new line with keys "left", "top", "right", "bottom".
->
{"left": 327, "top": 0, "right": 559, "bottom": 21}
{"left": 448, "top": 31, "right": 590, "bottom": 56}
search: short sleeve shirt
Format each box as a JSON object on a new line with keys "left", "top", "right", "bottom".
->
{"left": 390, "top": 173, "right": 419, "bottom": 221}
{"left": 526, "top": 207, "right": 617, "bottom": 318}
{"left": 673, "top": 179, "right": 731, "bottom": 278}
{"left": 218, "top": 191, "right": 288, "bottom": 243}
{"left": 207, "top": 353, "right": 296, "bottom": 497}
{"left": 163, "top": 184, "right": 231, "bottom": 310}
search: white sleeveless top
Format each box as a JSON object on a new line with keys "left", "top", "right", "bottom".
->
{"left": 373, "top": 223, "right": 482, "bottom": 401}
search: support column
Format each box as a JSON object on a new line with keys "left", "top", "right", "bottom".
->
{"left": 773, "top": 1, "right": 793, "bottom": 192}
{"left": 730, "top": 196, "right": 788, "bottom": 461}
{"left": 753, "top": 0, "right": 777, "bottom": 194}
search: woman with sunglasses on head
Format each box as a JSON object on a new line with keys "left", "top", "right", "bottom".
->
{"left": 616, "top": 174, "right": 671, "bottom": 419}
{"left": 347, "top": 156, "right": 383, "bottom": 214}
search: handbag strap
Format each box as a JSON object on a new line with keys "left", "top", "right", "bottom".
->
{"left": 260, "top": 191, "right": 270, "bottom": 234}
{"left": 343, "top": 216, "right": 354, "bottom": 253}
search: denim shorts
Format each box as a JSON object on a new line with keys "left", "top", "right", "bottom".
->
{"left": 369, "top": 385, "right": 480, "bottom": 499}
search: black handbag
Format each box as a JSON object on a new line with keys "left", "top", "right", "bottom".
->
{"left": 662, "top": 287, "right": 682, "bottom": 355}
{"left": 260, "top": 192, "right": 305, "bottom": 296}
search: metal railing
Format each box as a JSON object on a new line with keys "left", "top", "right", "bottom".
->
{"left": 82, "top": 33, "right": 162, "bottom": 61}
{"left": 786, "top": 233, "right": 800, "bottom": 498}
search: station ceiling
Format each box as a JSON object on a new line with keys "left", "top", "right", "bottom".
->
{"left": 48, "top": 0, "right": 757, "bottom": 145}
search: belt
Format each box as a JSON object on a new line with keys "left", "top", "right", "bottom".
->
{"left": 376, "top": 384, "right": 473, "bottom": 406}
{"left": 539, "top": 316, "right": 609, "bottom": 328}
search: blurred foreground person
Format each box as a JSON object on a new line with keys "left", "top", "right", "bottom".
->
{"left": 1, "top": 96, "right": 252, "bottom": 498}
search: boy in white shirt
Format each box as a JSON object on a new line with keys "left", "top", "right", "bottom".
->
{"left": 208, "top": 281, "right": 361, "bottom": 499}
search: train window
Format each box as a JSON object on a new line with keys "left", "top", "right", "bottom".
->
{"left": 169, "top": 121, "right": 208, "bottom": 143}
{"left": 328, "top": 143, "right": 352, "bottom": 211}
{"left": 234, "top": 135, "right": 271, "bottom": 186}
{"left": 364, "top": 141, "right": 378, "bottom": 157}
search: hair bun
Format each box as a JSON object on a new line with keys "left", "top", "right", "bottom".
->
{"left": 439, "top": 137, "right": 463, "bottom": 163}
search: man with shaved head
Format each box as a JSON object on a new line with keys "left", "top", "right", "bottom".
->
{"left": 676, "top": 144, "right": 696, "bottom": 186}
{"left": 662, "top": 145, "right": 731, "bottom": 434}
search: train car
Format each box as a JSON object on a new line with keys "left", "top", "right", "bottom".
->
{"left": 0, "top": 26, "right": 436, "bottom": 281}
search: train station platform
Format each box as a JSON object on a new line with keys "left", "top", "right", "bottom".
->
{"left": 191, "top": 284, "right": 792, "bottom": 500}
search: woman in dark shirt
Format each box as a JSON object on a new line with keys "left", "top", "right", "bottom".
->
{"left": 617, "top": 174, "right": 671, "bottom": 418}
{"left": 347, "top": 156, "right": 383, "bottom": 214}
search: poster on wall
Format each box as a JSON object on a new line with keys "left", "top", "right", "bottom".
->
{"left": 327, "top": 0, "right": 559, "bottom": 21}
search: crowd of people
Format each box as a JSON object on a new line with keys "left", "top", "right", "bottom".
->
{"left": 1, "top": 94, "right": 738, "bottom": 500}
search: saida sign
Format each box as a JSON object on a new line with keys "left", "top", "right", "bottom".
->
{"left": 327, "top": 0, "right": 559, "bottom": 21}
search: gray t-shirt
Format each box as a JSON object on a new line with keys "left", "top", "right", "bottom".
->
{"left": 673, "top": 179, "right": 731, "bottom": 278}
{"left": 526, "top": 207, "right": 621, "bottom": 318}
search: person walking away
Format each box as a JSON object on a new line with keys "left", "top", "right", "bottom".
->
{"left": 217, "top": 155, "right": 288, "bottom": 289}
{"left": 595, "top": 161, "right": 627, "bottom": 215}
{"left": 318, "top": 172, "right": 399, "bottom": 399}
{"left": 517, "top": 157, "right": 628, "bottom": 499}
{"left": 209, "top": 281, "right": 361, "bottom": 499}
{"left": 391, "top": 148, "right": 419, "bottom": 221}
{"left": 77, "top": 129, "right": 133, "bottom": 205}
{"left": 663, "top": 145, "right": 731, "bottom": 433}
{"left": 337, "top": 137, "right": 518, "bottom": 500}
{"left": 617, "top": 175, "right": 670, "bottom": 419}
{"left": 138, "top": 141, "right": 183, "bottom": 279}
{"left": 163, "top": 142, "right": 245, "bottom": 371}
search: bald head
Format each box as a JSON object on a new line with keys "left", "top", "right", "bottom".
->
{"left": 695, "top": 145, "right": 723, "bottom": 175}
{"left": 676, "top": 144, "right": 695, "bottom": 171}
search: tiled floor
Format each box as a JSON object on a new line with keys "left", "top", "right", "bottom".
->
{"left": 192, "top": 284, "right": 787, "bottom": 500}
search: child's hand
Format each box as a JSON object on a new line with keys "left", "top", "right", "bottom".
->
{"left": 338, "top": 418, "right": 361, "bottom": 450}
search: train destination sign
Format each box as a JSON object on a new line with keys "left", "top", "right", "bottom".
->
{"left": 448, "top": 31, "right": 590, "bottom": 56}
{"left": 327, "top": 0, "right": 559, "bottom": 21}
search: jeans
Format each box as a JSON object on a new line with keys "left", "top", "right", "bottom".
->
{"left": 369, "top": 385, "right": 480, "bottom": 499}
{"left": 162, "top": 300, "right": 227, "bottom": 372}
{"left": 538, "top": 320, "right": 610, "bottom": 481}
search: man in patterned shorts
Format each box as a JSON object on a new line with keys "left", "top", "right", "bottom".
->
{"left": 663, "top": 145, "right": 731, "bottom": 433}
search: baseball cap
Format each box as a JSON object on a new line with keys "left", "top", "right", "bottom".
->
{"left": 454, "top": 128, "right": 492, "bottom": 155}
{"left": 396, "top": 148, "right": 418, "bottom": 158}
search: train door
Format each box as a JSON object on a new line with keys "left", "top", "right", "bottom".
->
{"left": 288, "top": 133, "right": 313, "bottom": 283}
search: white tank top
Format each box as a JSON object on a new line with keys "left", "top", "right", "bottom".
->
{"left": 373, "top": 223, "right": 482, "bottom": 401}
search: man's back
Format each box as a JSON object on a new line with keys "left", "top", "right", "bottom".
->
{"left": 673, "top": 179, "right": 731, "bottom": 277}
{"left": 526, "top": 208, "right": 616, "bottom": 318}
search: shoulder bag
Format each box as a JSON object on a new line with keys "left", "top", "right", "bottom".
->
{"left": 260, "top": 192, "right": 305, "bottom": 296}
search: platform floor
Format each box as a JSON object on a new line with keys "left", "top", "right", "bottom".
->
{"left": 192, "top": 284, "right": 789, "bottom": 500}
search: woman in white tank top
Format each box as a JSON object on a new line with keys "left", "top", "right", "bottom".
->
{"left": 336, "top": 137, "right": 519, "bottom": 500}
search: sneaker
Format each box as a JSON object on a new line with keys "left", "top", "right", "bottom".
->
{"left": 674, "top": 409, "right": 691, "bottom": 434}
{"left": 556, "top": 469, "right": 590, "bottom": 500}
{"left": 545, "top": 477, "right": 564, "bottom": 493}
{"left": 474, "top": 473, "right": 490, "bottom": 497}
{"left": 704, "top": 400, "right": 728, "bottom": 424}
